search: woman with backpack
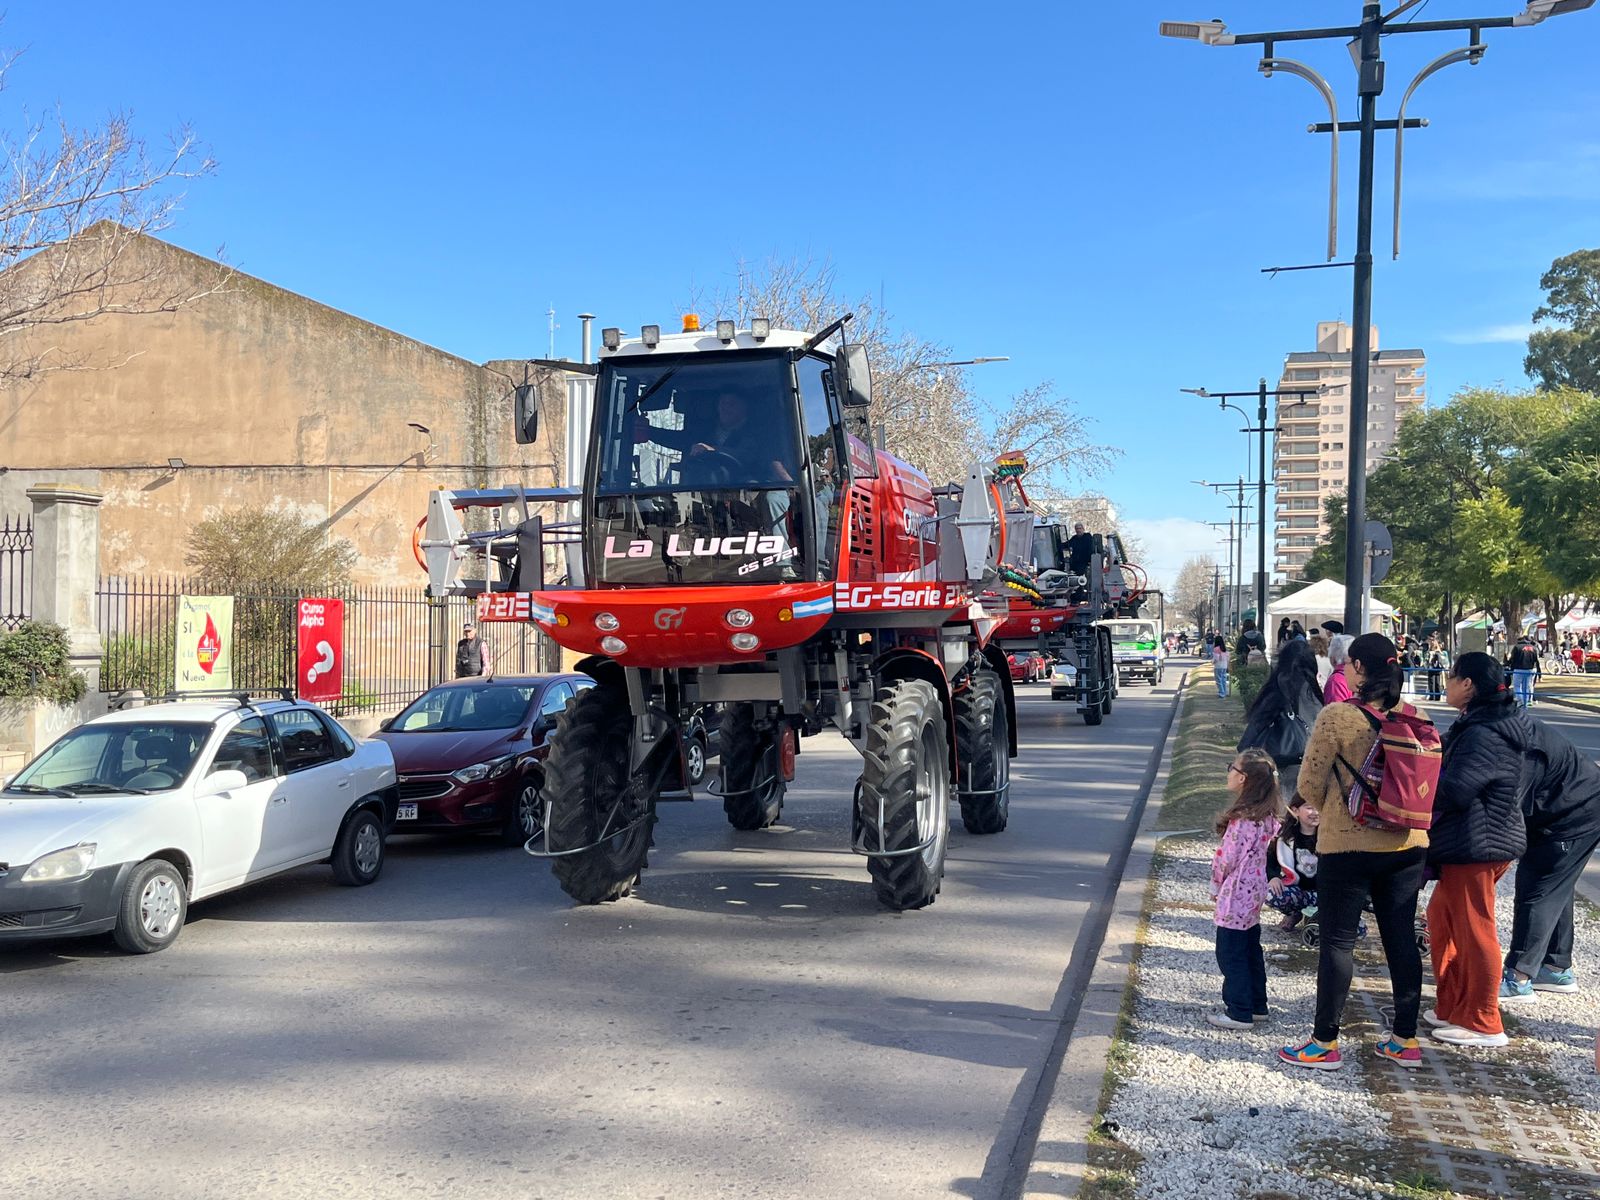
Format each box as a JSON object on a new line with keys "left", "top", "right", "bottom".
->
{"left": 1278, "top": 634, "right": 1433, "bottom": 1072}
{"left": 1427, "top": 652, "right": 1530, "bottom": 1048}
{"left": 1238, "top": 638, "right": 1324, "bottom": 802}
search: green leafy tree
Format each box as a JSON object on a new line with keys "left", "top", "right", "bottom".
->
{"left": 0, "top": 621, "right": 87, "bottom": 702}
{"left": 1526, "top": 249, "right": 1600, "bottom": 395}
{"left": 1505, "top": 390, "right": 1600, "bottom": 623}
{"left": 1451, "top": 488, "right": 1555, "bottom": 624}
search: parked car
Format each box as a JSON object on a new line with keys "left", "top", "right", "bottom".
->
{"left": 0, "top": 695, "right": 397, "bottom": 955}
{"left": 375, "top": 675, "right": 593, "bottom": 843}
{"left": 1007, "top": 650, "right": 1049, "bottom": 683}
{"left": 682, "top": 704, "right": 724, "bottom": 786}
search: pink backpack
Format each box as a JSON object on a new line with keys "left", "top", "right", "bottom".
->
{"left": 1341, "top": 701, "right": 1441, "bottom": 831}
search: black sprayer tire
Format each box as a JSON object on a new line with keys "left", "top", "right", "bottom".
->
{"left": 955, "top": 667, "right": 1009, "bottom": 834}
{"left": 719, "top": 703, "right": 784, "bottom": 831}
{"left": 858, "top": 679, "right": 951, "bottom": 911}
{"left": 1100, "top": 633, "right": 1115, "bottom": 715}
{"left": 544, "top": 686, "right": 654, "bottom": 904}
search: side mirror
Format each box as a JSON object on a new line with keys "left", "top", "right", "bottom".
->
{"left": 836, "top": 343, "right": 873, "bottom": 408}
{"left": 514, "top": 384, "right": 539, "bottom": 445}
{"left": 196, "top": 769, "right": 249, "bottom": 798}
{"left": 378, "top": 717, "right": 394, "bottom": 732}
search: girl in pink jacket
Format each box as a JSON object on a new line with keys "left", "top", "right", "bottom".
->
{"left": 1208, "top": 748, "right": 1282, "bottom": 1030}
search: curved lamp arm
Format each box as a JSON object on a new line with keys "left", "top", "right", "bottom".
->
{"left": 1259, "top": 56, "right": 1339, "bottom": 261}
{"left": 1394, "top": 43, "right": 1485, "bottom": 259}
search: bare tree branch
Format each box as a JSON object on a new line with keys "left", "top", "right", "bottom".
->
{"left": 0, "top": 50, "right": 223, "bottom": 384}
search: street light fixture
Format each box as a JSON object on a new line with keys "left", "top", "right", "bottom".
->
{"left": 907, "top": 356, "right": 1011, "bottom": 369}
{"left": 1158, "top": 0, "right": 1593, "bottom": 632}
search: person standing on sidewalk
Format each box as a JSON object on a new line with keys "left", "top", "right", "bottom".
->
{"left": 1323, "top": 635, "right": 1355, "bottom": 705}
{"left": 1212, "top": 636, "right": 1230, "bottom": 699}
{"left": 1278, "top": 634, "right": 1430, "bottom": 1072}
{"left": 1206, "top": 748, "right": 1281, "bottom": 1030}
{"left": 1426, "top": 651, "right": 1529, "bottom": 1049}
{"left": 1238, "top": 639, "right": 1323, "bottom": 803}
{"left": 455, "top": 622, "right": 493, "bottom": 680}
{"left": 1499, "top": 701, "right": 1600, "bottom": 1003}
{"left": 1508, "top": 636, "right": 1541, "bottom": 708}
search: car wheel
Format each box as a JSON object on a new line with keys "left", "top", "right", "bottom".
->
{"left": 685, "top": 732, "right": 708, "bottom": 786}
{"left": 500, "top": 780, "right": 543, "bottom": 847}
{"left": 332, "top": 808, "right": 385, "bottom": 886}
{"left": 113, "top": 859, "right": 188, "bottom": 954}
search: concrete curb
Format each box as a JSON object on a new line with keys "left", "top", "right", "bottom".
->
{"left": 1018, "top": 672, "right": 1195, "bottom": 1199}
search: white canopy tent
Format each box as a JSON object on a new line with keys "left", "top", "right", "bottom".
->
{"left": 1267, "top": 579, "right": 1393, "bottom": 632}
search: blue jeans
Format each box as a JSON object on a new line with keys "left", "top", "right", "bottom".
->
{"left": 1214, "top": 663, "right": 1229, "bottom": 697}
{"left": 1215, "top": 924, "right": 1268, "bottom": 1022}
{"left": 1512, "top": 668, "right": 1536, "bottom": 707}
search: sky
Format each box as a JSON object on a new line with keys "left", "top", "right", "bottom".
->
{"left": 8, "top": 1, "right": 1598, "bottom": 590}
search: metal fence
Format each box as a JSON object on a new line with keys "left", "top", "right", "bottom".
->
{"left": 1, "top": 514, "right": 32, "bottom": 630}
{"left": 96, "top": 575, "right": 556, "bottom": 712}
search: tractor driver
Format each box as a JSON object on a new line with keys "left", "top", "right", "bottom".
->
{"left": 639, "top": 389, "right": 796, "bottom": 542}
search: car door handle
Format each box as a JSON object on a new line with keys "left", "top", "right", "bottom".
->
{"left": 271, "top": 794, "right": 289, "bottom": 806}
{"left": 337, "top": 780, "right": 350, "bottom": 789}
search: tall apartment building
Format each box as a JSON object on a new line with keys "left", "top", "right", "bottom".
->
{"left": 1272, "top": 321, "right": 1425, "bottom": 581}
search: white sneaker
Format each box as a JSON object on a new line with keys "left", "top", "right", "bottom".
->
{"left": 1432, "top": 1025, "right": 1509, "bottom": 1048}
{"left": 1422, "top": 1008, "right": 1449, "bottom": 1028}
{"left": 1205, "top": 1012, "right": 1254, "bottom": 1031}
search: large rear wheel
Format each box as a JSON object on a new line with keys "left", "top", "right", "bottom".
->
{"left": 719, "top": 703, "right": 785, "bottom": 831}
{"left": 858, "top": 679, "right": 951, "bottom": 911}
{"left": 544, "top": 685, "right": 655, "bottom": 904}
{"left": 955, "top": 667, "right": 1009, "bottom": 834}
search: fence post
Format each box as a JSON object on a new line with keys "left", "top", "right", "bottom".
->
{"left": 26, "top": 485, "right": 105, "bottom": 691}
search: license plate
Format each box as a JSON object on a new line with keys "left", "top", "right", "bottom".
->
{"left": 397, "top": 803, "right": 418, "bottom": 820}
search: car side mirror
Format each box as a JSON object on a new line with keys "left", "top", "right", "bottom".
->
{"left": 836, "top": 343, "right": 873, "bottom": 408}
{"left": 514, "top": 384, "right": 539, "bottom": 445}
{"left": 378, "top": 717, "right": 394, "bottom": 732}
{"left": 196, "top": 769, "right": 248, "bottom": 798}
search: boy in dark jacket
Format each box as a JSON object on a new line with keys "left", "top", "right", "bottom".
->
{"left": 1431, "top": 653, "right": 1530, "bottom": 1047}
{"left": 1501, "top": 712, "right": 1600, "bottom": 1002}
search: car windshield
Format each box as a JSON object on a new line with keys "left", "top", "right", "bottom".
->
{"left": 1105, "top": 622, "right": 1158, "bottom": 645}
{"left": 5, "top": 721, "right": 213, "bottom": 795}
{"left": 391, "top": 684, "right": 538, "bottom": 732}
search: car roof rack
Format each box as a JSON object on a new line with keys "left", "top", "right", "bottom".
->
{"left": 157, "top": 689, "right": 296, "bottom": 708}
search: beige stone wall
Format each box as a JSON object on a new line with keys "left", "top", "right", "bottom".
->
{"left": 0, "top": 235, "right": 568, "bottom": 584}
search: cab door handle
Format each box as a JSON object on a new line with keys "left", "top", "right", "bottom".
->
{"left": 271, "top": 794, "right": 288, "bottom": 806}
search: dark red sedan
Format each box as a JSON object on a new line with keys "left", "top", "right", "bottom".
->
{"left": 375, "top": 675, "right": 592, "bottom": 844}
{"left": 1007, "top": 651, "right": 1048, "bottom": 683}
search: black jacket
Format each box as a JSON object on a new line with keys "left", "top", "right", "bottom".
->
{"left": 1238, "top": 669, "right": 1323, "bottom": 767}
{"left": 1432, "top": 695, "right": 1530, "bottom": 865}
{"left": 1521, "top": 716, "right": 1600, "bottom": 842}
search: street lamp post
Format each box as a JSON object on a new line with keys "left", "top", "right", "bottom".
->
{"left": 1161, "top": 0, "right": 1594, "bottom": 632}
{"left": 1185, "top": 383, "right": 1319, "bottom": 626}
{"left": 1200, "top": 478, "right": 1254, "bottom": 629}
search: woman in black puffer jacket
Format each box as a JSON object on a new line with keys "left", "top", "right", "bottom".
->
{"left": 1428, "top": 652, "right": 1532, "bottom": 1047}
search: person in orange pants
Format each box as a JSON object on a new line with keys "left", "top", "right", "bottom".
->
{"left": 1427, "top": 653, "right": 1531, "bottom": 1049}
{"left": 1429, "top": 862, "right": 1511, "bottom": 1043}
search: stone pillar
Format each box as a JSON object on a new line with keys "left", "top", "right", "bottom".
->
{"left": 27, "top": 484, "right": 105, "bottom": 692}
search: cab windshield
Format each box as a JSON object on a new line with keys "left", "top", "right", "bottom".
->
{"left": 589, "top": 351, "right": 811, "bottom": 585}
{"left": 1105, "top": 622, "right": 1158, "bottom": 646}
{"left": 5, "top": 721, "right": 212, "bottom": 796}
{"left": 391, "top": 683, "right": 539, "bottom": 732}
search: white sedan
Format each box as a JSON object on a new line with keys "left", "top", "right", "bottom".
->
{"left": 0, "top": 696, "right": 397, "bottom": 954}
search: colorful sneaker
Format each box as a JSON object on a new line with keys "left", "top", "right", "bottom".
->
{"left": 1432, "top": 1025, "right": 1508, "bottom": 1048}
{"left": 1531, "top": 967, "right": 1578, "bottom": 994}
{"left": 1499, "top": 974, "right": 1538, "bottom": 1005}
{"left": 1375, "top": 1036, "right": 1423, "bottom": 1068}
{"left": 1205, "top": 1012, "right": 1254, "bottom": 1030}
{"left": 1278, "top": 1038, "right": 1343, "bottom": 1070}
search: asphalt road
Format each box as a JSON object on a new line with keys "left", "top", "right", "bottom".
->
{"left": 1, "top": 674, "right": 1182, "bottom": 1200}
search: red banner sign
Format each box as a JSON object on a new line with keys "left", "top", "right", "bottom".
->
{"left": 296, "top": 597, "right": 345, "bottom": 702}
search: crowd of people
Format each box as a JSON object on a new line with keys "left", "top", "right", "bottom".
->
{"left": 1204, "top": 630, "right": 1600, "bottom": 1072}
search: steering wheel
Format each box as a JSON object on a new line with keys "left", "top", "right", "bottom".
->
{"left": 678, "top": 449, "right": 744, "bottom": 489}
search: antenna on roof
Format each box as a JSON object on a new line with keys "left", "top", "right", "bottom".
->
{"left": 547, "top": 303, "right": 559, "bottom": 359}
